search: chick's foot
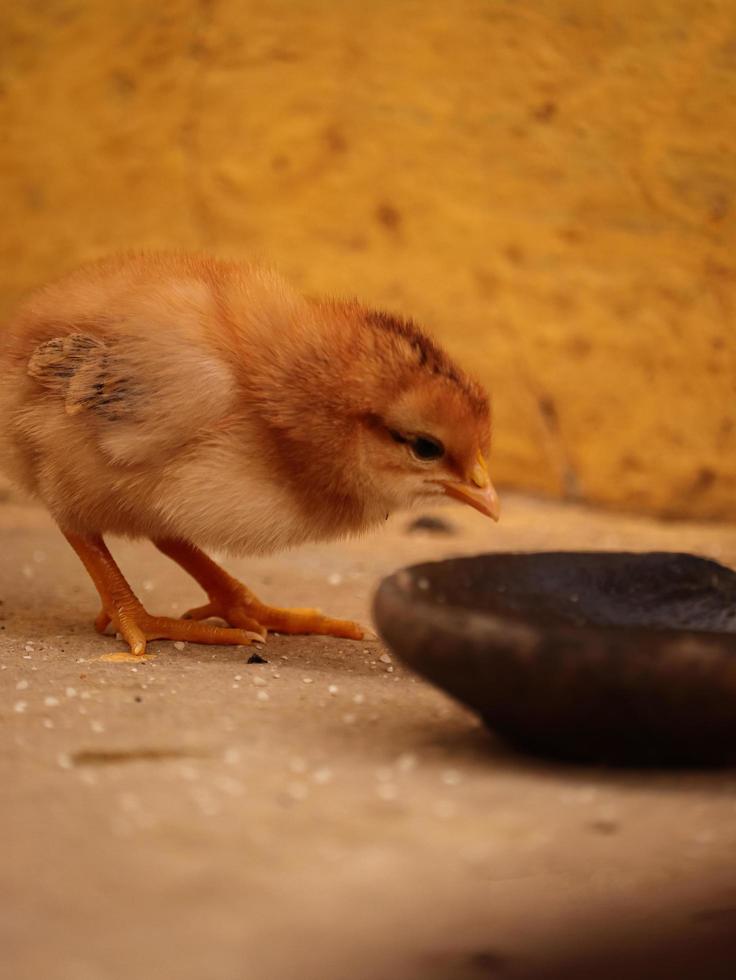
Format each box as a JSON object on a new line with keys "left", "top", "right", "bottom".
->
{"left": 64, "top": 530, "right": 263, "bottom": 656}
{"left": 183, "top": 590, "right": 367, "bottom": 640}
{"left": 155, "top": 538, "right": 370, "bottom": 641}
{"left": 96, "top": 604, "right": 264, "bottom": 656}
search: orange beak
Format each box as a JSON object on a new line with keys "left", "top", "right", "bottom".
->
{"left": 439, "top": 452, "right": 500, "bottom": 521}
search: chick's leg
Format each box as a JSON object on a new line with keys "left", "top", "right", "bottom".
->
{"left": 63, "top": 531, "right": 264, "bottom": 656}
{"left": 154, "top": 538, "right": 368, "bottom": 640}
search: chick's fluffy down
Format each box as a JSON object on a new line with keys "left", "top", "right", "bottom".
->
{"left": 0, "top": 253, "right": 491, "bottom": 555}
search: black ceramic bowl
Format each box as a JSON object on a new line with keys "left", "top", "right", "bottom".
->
{"left": 373, "top": 552, "right": 736, "bottom": 765}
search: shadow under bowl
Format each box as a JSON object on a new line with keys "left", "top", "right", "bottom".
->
{"left": 372, "top": 552, "right": 736, "bottom": 765}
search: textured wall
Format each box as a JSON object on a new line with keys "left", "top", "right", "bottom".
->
{"left": 1, "top": 0, "right": 735, "bottom": 519}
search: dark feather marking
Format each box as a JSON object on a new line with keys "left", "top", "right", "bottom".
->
{"left": 364, "top": 309, "right": 487, "bottom": 413}
{"left": 29, "top": 333, "right": 136, "bottom": 422}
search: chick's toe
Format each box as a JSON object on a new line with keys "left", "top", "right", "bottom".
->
{"left": 156, "top": 537, "right": 368, "bottom": 641}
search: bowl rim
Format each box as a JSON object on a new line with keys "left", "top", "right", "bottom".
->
{"left": 375, "top": 550, "right": 736, "bottom": 647}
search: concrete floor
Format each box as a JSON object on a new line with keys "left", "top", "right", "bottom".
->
{"left": 2, "top": 493, "right": 736, "bottom": 980}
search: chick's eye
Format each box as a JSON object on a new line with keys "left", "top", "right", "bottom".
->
{"left": 410, "top": 435, "right": 445, "bottom": 462}
{"left": 386, "top": 428, "right": 445, "bottom": 462}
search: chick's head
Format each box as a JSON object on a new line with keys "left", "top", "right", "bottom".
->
{"left": 346, "top": 310, "right": 499, "bottom": 522}
{"left": 242, "top": 298, "right": 498, "bottom": 537}
{"left": 358, "top": 370, "right": 497, "bottom": 520}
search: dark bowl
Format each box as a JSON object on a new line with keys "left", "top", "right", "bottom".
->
{"left": 372, "top": 552, "right": 736, "bottom": 765}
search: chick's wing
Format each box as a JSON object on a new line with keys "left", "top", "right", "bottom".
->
{"left": 29, "top": 333, "right": 133, "bottom": 419}
{"left": 27, "top": 330, "right": 237, "bottom": 465}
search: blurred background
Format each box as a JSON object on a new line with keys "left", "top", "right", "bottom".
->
{"left": 1, "top": 0, "right": 734, "bottom": 519}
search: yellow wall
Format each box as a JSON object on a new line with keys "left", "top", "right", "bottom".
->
{"left": 1, "top": 0, "right": 735, "bottom": 519}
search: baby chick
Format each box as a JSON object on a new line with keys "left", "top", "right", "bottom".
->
{"left": 0, "top": 253, "right": 499, "bottom": 655}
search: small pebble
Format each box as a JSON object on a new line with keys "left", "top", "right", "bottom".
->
{"left": 327, "top": 572, "right": 343, "bottom": 586}
{"left": 16, "top": 679, "right": 29, "bottom": 691}
{"left": 256, "top": 690, "right": 270, "bottom": 702}
{"left": 302, "top": 677, "right": 313, "bottom": 685}
{"left": 353, "top": 693, "right": 365, "bottom": 704}
{"left": 313, "top": 767, "right": 332, "bottom": 784}
{"left": 14, "top": 700, "right": 27, "bottom": 713}
{"left": 253, "top": 676, "right": 267, "bottom": 687}
{"left": 44, "top": 696, "right": 60, "bottom": 707}
{"left": 379, "top": 653, "right": 392, "bottom": 664}
{"left": 406, "top": 514, "right": 456, "bottom": 535}
{"left": 328, "top": 684, "right": 339, "bottom": 695}
{"left": 65, "top": 687, "right": 77, "bottom": 698}
{"left": 174, "top": 641, "right": 186, "bottom": 651}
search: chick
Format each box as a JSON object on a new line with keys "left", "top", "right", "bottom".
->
{"left": 0, "top": 253, "right": 499, "bottom": 656}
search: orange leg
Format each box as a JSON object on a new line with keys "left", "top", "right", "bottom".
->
{"left": 154, "top": 537, "right": 369, "bottom": 641}
{"left": 63, "top": 531, "right": 264, "bottom": 656}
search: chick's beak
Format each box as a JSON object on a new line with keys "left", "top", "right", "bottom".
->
{"left": 440, "top": 453, "right": 500, "bottom": 521}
